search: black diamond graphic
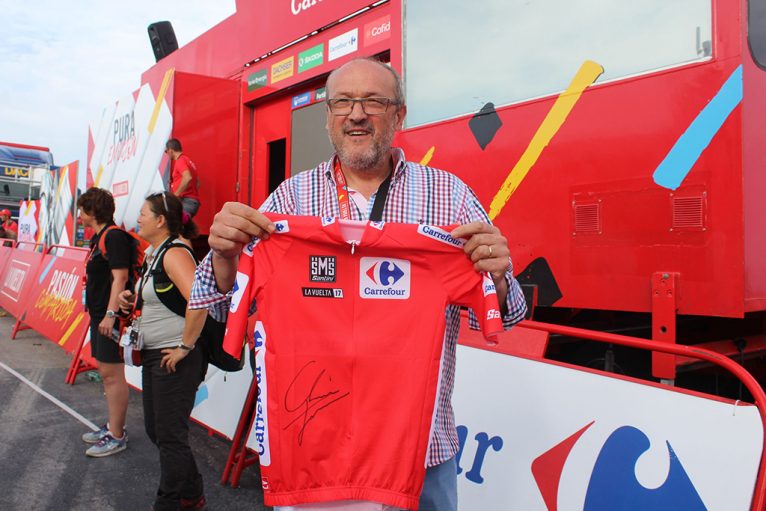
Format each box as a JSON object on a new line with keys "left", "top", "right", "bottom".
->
{"left": 468, "top": 102, "right": 503, "bottom": 150}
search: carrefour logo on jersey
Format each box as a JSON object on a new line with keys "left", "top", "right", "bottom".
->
{"left": 417, "top": 224, "right": 464, "bottom": 248}
{"left": 359, "top": 257, "right": 410, "bottom": 299}
{"left": 274, "top": 220, "right": 290, "bottom": 233}
{"left": 229, "top": 272, "right": 249, "bottom": 313}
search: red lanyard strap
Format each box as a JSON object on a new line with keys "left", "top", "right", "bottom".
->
{"left": 333, "top": 160, "right": 392, "bottom": 222}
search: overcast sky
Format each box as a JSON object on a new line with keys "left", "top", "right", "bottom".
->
{"left": 0, "top": 1, "right": 235, "bottom": 170}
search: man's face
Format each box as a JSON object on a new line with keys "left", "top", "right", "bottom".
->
{"left": 325, "top": 61, "right": 406, "bottom": 172}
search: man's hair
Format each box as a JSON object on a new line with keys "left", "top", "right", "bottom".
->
{"left": 166, "top": 138, "right": 183, "bottom": 152}
{"left": 77, "top": 187, "right": 115, "bottom": 224}
{"left": 326, "top": 57, "right": 405, "bottom": 105}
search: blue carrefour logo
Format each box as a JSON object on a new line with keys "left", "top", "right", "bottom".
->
{"left": 366, "top": 261, "right": 404, "bottom": 286}
{"left": 532, "top": 423, "right": 708, "bottom": 511}
{"left": 584, "top": 426, "right": 707, "bottom": 510}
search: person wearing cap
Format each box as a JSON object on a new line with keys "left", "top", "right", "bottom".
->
{"left": 0, "top": 209, "right": 18, "bottom": 240}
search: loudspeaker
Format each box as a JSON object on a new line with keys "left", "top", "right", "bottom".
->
{"left": 147, "top": 21, "right": 178, "bottom": 62}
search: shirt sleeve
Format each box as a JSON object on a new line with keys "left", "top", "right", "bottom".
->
{"left": 104, "top": 229, "right": 131, "bottom": 270}
{"left": 455, "top": 183, "right": 528, "bottom": 330}
{"left": 190, "top": 180, "right": 298, "bottom": 316}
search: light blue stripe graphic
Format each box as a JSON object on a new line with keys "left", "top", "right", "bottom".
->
{"left": 193, "top": 383, "right": 209, "bottom": 408}
{"left": 38, "top": 255, "right": 57, "bottom": 283}
{"left": 653, "top": 65, "right": 742, "bottom": 190}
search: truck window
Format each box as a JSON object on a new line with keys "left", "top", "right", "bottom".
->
{"left": 404, "top": 0, "right": 712, "bottom": 128}
{"left": 750, "top": 0, "right": 766, "bottom": 69}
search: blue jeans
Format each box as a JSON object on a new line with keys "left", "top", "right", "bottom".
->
{"left": 419, "top": 457, "right": 457, "bottom": 511}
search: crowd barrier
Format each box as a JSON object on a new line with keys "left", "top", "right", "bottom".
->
{"left": 0, "top": 242, "right": 96, "bottom": 382}
{"left": 1, "top": 240, "right": 765, "bottom": 509}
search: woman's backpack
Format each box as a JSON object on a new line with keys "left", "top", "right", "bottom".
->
{"left": 149, "top": 239, "right": 245, "bottom": 372}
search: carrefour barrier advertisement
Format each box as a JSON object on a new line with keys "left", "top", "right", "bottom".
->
{"left": 452, "top": 345, "right": 761, "bottom": 510}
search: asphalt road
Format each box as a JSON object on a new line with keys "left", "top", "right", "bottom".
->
{"left": 0, "top": 314, "right": 270, "bottom": 511}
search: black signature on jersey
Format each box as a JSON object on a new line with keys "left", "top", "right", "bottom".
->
{"left": 283, "top": 360, "right": 350, "bottom": 446}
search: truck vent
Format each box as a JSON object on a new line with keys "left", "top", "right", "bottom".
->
{"left": 672, "top": 195, "right": 704, "bottom": 229}
{"left": 574, "top": 202, "right": 601, "bottom": 233}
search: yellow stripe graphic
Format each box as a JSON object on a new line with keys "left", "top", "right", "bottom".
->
{"left": 59, "top": 312, "right": 85, "bottom": 346}
{"left": 94, "top": 164, "right": 104, "bottom": 188}
{"left": 489, "top": 60, "right": 603, "bottom": 220}
{"left": 55, "top": 165, "right": 68, "bottom": 203}
{"left": 420, "top": 146, "right": 436, "bottom": 166}
{"left": 148, "top": 68, "right": 175, "bottom": 134}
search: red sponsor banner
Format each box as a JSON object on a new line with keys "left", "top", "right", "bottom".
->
{"left": 0, "top": 242, "right": 14, "bottom": 276}
{"left": 112, "top": 180, "right": 129, "bottom": 198}
{"left": 240, "top": 0, "right": 372, "bottom": 55}
{"left": 364, "top": 14, "right": 391, "bottom": 47}
{"left": 0, "top": 243, "right": 45, "bottom": 319}
{"left": 22, "top": 246, "right": 91, "bottom": 355}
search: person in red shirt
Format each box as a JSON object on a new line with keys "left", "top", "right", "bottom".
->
{"left": 165, "top": 138, "right": 201, "bottom": 218}
{"left": 0, "top": 209, "right": 18, "bottom": 240}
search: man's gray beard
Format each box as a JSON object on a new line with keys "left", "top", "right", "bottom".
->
{"left": 331, "top": 123, "right": 395, "bottom": 171}
{"left": 335, "top": 142, "right": 384, "bottom": 171}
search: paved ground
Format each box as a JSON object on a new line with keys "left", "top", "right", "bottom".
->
{"left": 0, "top": 315, "right": 270, "bottom": 511}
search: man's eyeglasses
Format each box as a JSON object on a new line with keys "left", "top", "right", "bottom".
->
{"left": 326, "top": 97, "right": 399, "bottom": 116}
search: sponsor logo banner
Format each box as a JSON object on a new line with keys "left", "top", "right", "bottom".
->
{"left": 271, "top": 57, "right": 295, "bottom": 84}
{"left": 292, "top": 92, "right": 312, "bottom": 109}
{"left": 364, "top": 15, "right": 391, "bottom": 47}
{"left": 112, "top": 180, "right": 129, "bottom": 198}
{"left": 310, "top": 256, "right": 336, "bottom": 282}
{"left": 247, "top": 69, "right": 268, "bottom": 91}
{"left": 359, "top": 257, "right": 410, "bottom": 299}
{"left": 298, "top": 43, "right": 324, "bottom": 73}
{"left": 315, "top": 87, "right": 327, "bottom": 101}
{"left": 328, "top": 28, "right": 359, "bottom": 61}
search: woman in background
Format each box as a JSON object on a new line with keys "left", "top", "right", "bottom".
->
{"left": 119, "top": 192, "right": 208, "bottom": 511}
{"left": 78, "top": 187, "right": 134, "bottom": 457}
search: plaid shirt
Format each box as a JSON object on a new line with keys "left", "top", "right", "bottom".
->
{"left": 190, "top": 149, "right": 527, "bottom": 467}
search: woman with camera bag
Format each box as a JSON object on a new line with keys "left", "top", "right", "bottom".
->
{"left": 118, "top": 192, "right": 208, "bottom": 511}
{"left": 78, "top": 187, "right": 135, "bottom": 457}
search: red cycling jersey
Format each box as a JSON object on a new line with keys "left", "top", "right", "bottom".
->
{"left": 224, "top": 214, "right": 503, "bottom": 509}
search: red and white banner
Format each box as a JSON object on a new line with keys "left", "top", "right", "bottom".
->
{"left": 87, "top": 78, "right": 173, "bottom": 231}
{"left": 23, "top": 246, "right": 91, "bottom": 355}
{"left": 0, "top": 242, "right": 45, "bottom": 319}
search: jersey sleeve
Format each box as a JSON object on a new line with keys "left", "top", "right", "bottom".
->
{"left": 222, "top": 229, "right": 290, "bottom": 358}
{"left": 104, "top": 229, "right": 131, "bottom": 270}
{"left": 430, "top": 233, "right": 504, "bottom": 343}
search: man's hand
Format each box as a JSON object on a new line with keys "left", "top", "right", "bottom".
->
{"left": 208, "top": 202, "right": 277, "bottom": 293}
{"left": 208, "top": 202, "right": 276, "bottom": 260}
{"left": 451, "top": 222, "right": 511, "bottom": 309}
{"left": 451, "top": 222, "right": 510, "bottom": 278}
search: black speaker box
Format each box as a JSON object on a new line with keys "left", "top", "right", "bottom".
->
{"left": 148, "top": 21, "right": 178, "bottom": 62}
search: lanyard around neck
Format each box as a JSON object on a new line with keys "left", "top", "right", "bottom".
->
{"left": 333, "top": 159, "right": 392, "bottom": 222}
